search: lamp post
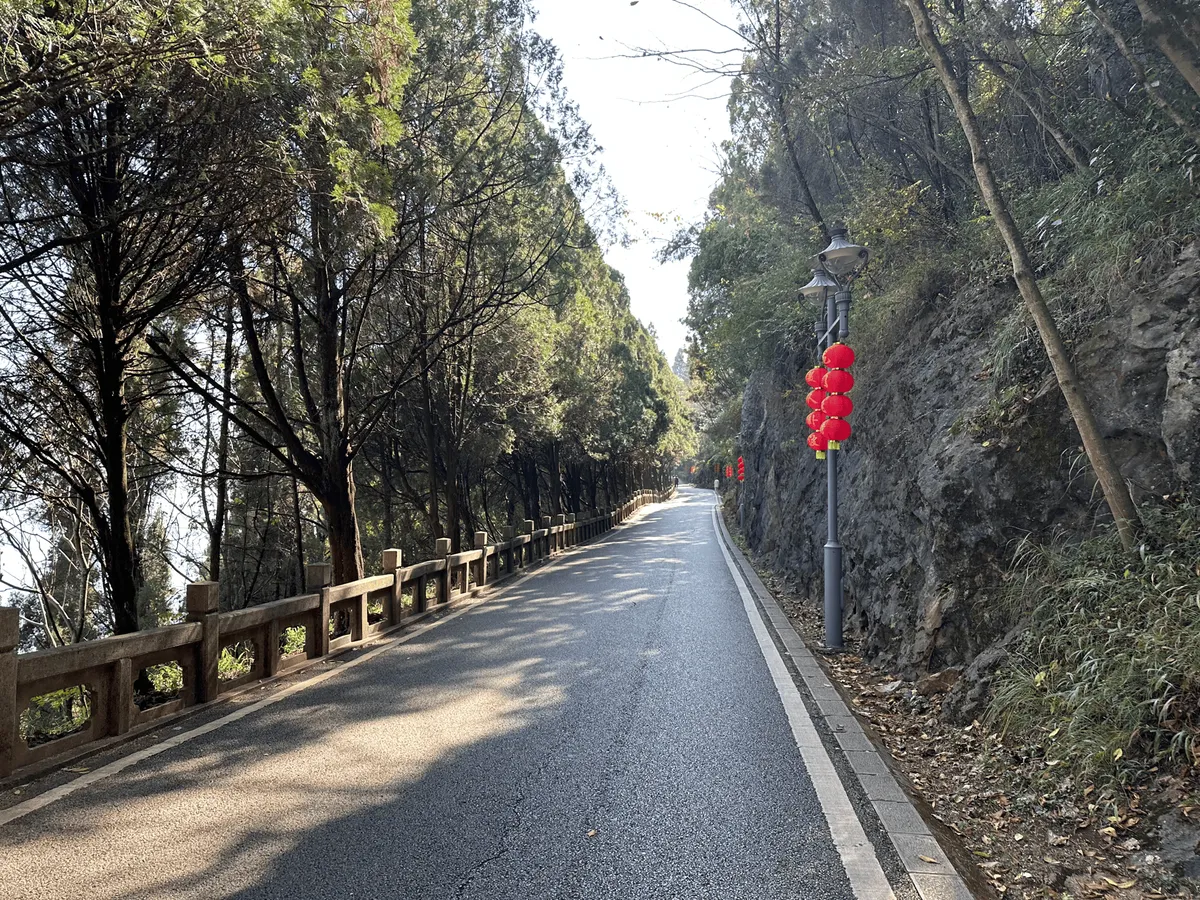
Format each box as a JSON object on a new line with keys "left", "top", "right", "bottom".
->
{"left": 800, "top": 224, "right": 868, "bottom": 650}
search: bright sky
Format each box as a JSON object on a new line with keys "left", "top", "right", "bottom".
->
{"left": 529, "top": 0, "right": 744, "bottom": 365}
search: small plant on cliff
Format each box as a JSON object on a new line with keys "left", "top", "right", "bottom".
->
{"left": 991, "top": 499, "right": 1200, "bottom": 786}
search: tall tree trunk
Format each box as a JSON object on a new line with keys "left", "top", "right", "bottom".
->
{"left": 96, "top": 255, "right": 142, "bottom": 633}
{"left": 208, "top": 295, "right": 234, "bottom": 582}
{"left": 381, "top": 438, "right": 395, "bottom": 550}
{"left": 905, "top": 0, "right": 1141, "bottom": 549}
{"left": 97, "top": 369, "right": 141, "bottom": 632}
{"left": 313, "top": 227, "right": 363, "bottom": 582}
{"left": 419, "top": 367, "right": 443, "bottom": 540}
{"left": 547, "top": 442, "right": 562, "bottom": 515}
{"left": 445, "top": 438, "right": 461, "bottom": 551}
{"left": 522, "top": 454, "right": 541, "bottom": 522}
{"left": 322, "top": 456, "right": 363, "bottom": 584}
{"left": 291, "top": 474, "right": 305, "bottom": 596}
{"left": 565, "top": 461, "right": 582, "bottom": 514}
{"left": 504, "top": 470, "right": 516, "bottom": 529}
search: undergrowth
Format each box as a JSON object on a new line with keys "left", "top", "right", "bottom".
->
{"left": 991, "top": 500, "right": 1200, "bottom": 787}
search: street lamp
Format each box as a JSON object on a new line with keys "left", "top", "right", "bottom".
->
{"left": 804, "top": 224, "right": 868, "bottom": 650}
{"left": 817, "top": 226, "right": 870, "bottom": 277}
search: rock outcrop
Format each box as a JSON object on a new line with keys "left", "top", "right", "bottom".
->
{"left": 735, "top": 245, "right": 1200, "bottom": 678}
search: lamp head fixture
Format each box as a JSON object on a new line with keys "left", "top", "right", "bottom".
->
{"left": 800, "top": 265, "right": 839, "bottom": 299}
{"left": 816, "top": 223, "right": 869, "bottom": 278}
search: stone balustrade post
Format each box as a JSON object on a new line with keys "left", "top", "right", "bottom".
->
{"left": 111, "top": 656, "right": 133, "bottom": 737}
{"left": 0, "top": 606, "right": 18, "bottom": 778}
{"left": 502, "top": 526, "right": 515, "bottom": 574}
{"left": 383, "top": 549, "right": 403, "bottom": 624}
{"left": 566, "top": 513, "right": 576, "bottom": 546}
{"left": 553, "top": 514, "right": 566, "bottom": 551}
{"left": 522, "top": 520, "right": 534, "bottom": 565}
{"left": 264, "top": 612, "right": 282, "bottom": 679}
{"left": 306, "top": 564, "right": 334, "bottom": 658}
{"left": 187, "top": 581, "right": 221, "bottom": 704}
{"left": 435, "top": 538, "right": 452, "bottom": 603}
{"left": 473, "top": 532, "right": 489, "bottom": 586}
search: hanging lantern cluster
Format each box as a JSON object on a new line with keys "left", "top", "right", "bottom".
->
{"left": 819, "top": 343, "right": 856, "bottom": 449}
{"left": 804, "top": 365, "right": 829, "bottom": 459}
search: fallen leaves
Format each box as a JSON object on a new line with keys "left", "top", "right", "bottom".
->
{"left": 1103, "top": 877, "right": 1138, "bottom": 889}
{"left": 751, "top": 561, "right": 1199, "bottom": 900}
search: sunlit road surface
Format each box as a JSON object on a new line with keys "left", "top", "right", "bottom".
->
{"left": 0, "top": 488, "right": 885, "bottom": 899}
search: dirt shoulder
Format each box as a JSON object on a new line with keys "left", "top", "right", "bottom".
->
{"left": 737, "top": 546, "right": 1200, "bottom": 900}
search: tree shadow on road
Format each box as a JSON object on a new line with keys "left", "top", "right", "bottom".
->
{"left": 0, "top": 488, "right": 854, "bottom": 900}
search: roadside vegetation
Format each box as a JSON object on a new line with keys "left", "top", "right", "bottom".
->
{"left": 0, "top": 0, "right": 694, "bottom": 675}
{"left": 993, "top": 500, "right": 1200, "bottom": 787}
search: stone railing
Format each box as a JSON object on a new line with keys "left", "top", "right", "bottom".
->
{"left": 0, "top": 488, "right": 674, "bottom": 780}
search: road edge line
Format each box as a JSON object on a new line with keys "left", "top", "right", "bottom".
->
{"left": 711, "top": 501, "right": 976, "bottom": 900}
{"left": 711, "top": 503, "right": 897, "bottom": 900}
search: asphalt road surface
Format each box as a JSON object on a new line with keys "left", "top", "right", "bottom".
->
{"left": 0, "top": 488, "right": 883, "bottom": 900}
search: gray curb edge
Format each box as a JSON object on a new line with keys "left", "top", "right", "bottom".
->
{"left": 712, "top": 503, "right": 977, "bottom": 900}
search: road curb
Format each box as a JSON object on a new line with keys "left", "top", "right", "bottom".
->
{"left": 712, "top": 502, "right": 976, "bottom": 900}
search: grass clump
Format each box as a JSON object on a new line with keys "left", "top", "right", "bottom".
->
{"left": 990, "top": 500, "right": 1200, "bottom": 786}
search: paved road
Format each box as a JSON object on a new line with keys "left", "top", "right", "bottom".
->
{"left": 0, "top": 488, "right": 888, "bottom": 899}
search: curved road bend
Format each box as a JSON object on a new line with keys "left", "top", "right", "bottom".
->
{"left": 0, "top": 488, "right": 900, "bottom": 900}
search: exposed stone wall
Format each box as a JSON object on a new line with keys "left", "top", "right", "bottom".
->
{"left": 736, "top": 245, "right": 1200, "bottom": 677}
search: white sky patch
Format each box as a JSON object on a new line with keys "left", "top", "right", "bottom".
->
{"left": 529, "top": 0, "right": 742, "bottom": 363}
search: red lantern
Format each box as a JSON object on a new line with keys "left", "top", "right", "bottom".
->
{"left": 822, "top": 394, "right": 853, "bottom": 418}
{"left": 823, "top": 370, "right": 855, "bottom": 393}
{"left": 807, "top": 432, "right": 829, "bottom": 452}
{"left": 823, "top": 343, "right": 856, "bottom": 369}
{"left": 821, "top": 418, "right": 852, "bottom": 442}
{"left": 806, "top": 389, "right": 827, "bottom": 410}
{"left": 805, "top": 367, "right": 828, "bottom": 388}
{"left": 805, "top": 411, "right": 826, "bottom": 431}
{"left": 737, "top": 456, "right": 745, "bottom": 482}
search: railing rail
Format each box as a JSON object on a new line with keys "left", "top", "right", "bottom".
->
{"left": 0, "top": 487, "right": 675, "bottom": 780}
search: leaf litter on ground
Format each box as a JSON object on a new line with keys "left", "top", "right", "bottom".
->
{"left": 746, "top": 550, "right": 1200, "bottom": 900}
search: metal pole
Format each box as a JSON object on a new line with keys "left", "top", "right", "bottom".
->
{"left": 823, "top": 288, "right": 844, "bottom": 650}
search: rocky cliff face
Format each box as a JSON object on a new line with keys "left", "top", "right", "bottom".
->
{"left": 736, "top": 245, "right": 1200, "bottom": 681}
